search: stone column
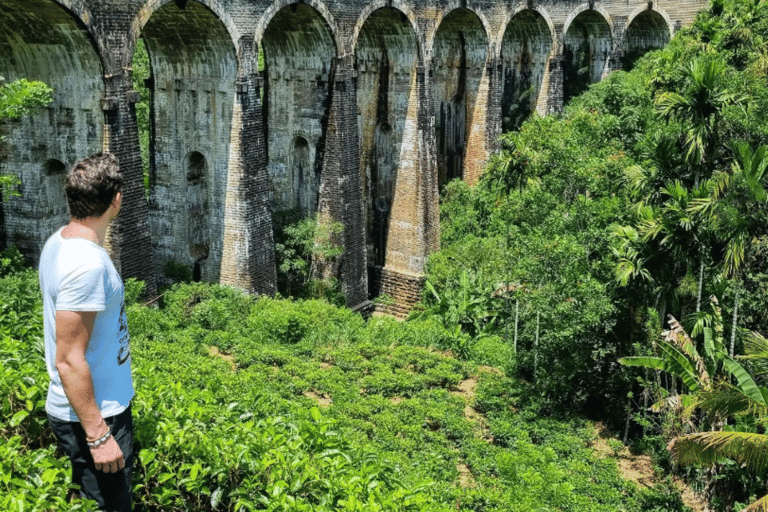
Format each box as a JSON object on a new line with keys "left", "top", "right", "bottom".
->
{"left": 220, "top": 35, "right": 277, "bottom": 295}
{"left": 545, "top": 52, "right": 565, "bottom": 115}
{"left": 318, "top": 55, "right": 368, "bottom": 309}
{"left": 101, "top": 68, "right": 158, "bottom": 298}
{"left": 485, "top": 55, "right": 504, "bottom": 163}
{"left": 371, "top": 63, "right": 440, "bottom": 316}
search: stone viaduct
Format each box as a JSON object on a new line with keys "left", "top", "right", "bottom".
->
{"left": 1, "top": 0, "right": 706, "bottom": 312}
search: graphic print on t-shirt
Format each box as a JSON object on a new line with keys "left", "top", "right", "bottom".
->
{"left": 117, "top": 301, "right": 130, "bottom": 365}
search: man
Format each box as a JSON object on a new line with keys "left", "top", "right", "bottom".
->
{"left": 39, "top": 152, "right": 134, "bottom": 511}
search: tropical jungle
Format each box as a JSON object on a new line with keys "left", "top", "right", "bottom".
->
{"left": 3, "top": 0, "right": 768, "bottom": 510}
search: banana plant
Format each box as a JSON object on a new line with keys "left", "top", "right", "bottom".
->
{"left": 668, "top": 331, "right": 768, "bottom": 512}
{"left": 621, "top": 296, "right": 762, "bottom": 429}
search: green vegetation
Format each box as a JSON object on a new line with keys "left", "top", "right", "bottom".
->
{"left": 0, "top": 76, "right": 53, "bottom": 199}
{"left": 0, "top": 253, "right": 686, "bottom": 510}
{"left": 3, "top": 1, "right": 768, "bottom": 510}
{"left": 419, "top": 1, "right": 768, "bottom": 510}
{"left": 132, "top": 39, "right": 152, "bottom": 197}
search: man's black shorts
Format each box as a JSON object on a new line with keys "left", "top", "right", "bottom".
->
{"left": 47, "top": 405, "right": 133, "bottom": 512}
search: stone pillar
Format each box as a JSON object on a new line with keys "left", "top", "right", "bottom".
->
{"left": 318, "top": 55, "right": 368, "bottom": 309}
{"left": 419, "top": 63, "right": 440, "bottom": 259}
{"left": 101, "top": 71, "right": 158, "bottom": 298}
{"left": 220, "top": 36, "right": 277, "bottom": 295}
{"left": 610, "top": 16, "right": 629, "bottom": 73}
{"left": 485, "top": 55, "right": 504, "bottom": 161}
{"left": 372, "top": 63, "right": 439, "bottom": 316}
{"left": 545, "top": 52, "right": 565, "bottom": 115}
{"left": 463, "top": 58, "right": 494, "bottom": 186}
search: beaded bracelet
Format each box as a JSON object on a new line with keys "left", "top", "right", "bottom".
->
{"left": 87, "top": 429, "right": 112, "bottom": 449}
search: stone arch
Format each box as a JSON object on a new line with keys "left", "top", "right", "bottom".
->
{"left": 352, "top": 1, "right": 422, "bottom": 62}
{"left": 255, "top": 0, "right": 338, "bottom": 54}
{"left": 562, "top": 6, "right": 613, "bottom": 104}
{"left": 139, "top": 0, "right": 237, "bottom": 282}
{"left": 425, "top": 5, "right": 491, "bottom": 60}
{"left": 496, "top": 4, "right": 556, "bottom": 55}
{"left": 501, "top": 8, "right": 554, "bottom": 131}
{"left": 432, "top": 8, "right": 489, "bottom": 186}
{"left": 131, "top": 0, "right": 241, "bottom": 55}
{"left": 356, "top": 6, "right": 420, "bottom": 269}
{"left": 622, "top": 7, "right": 672, "bottom": 70}
{"left": 562, "top": 3, "right": 613, "bottom": 45}
{"left": 259, "top": 3, "right": 336, "bottom": 216}
{"left": 0, "top": 0, "right": 104, "bottom": 261}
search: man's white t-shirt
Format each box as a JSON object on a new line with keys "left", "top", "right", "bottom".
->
{"left": 39, "top": 227, "right": 134, "bottom": 422}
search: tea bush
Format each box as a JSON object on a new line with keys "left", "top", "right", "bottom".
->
{"left": 1, "top": 273, "right": 690, "bottom": 511}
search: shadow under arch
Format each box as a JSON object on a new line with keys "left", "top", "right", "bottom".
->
{"left": 562, "top": 6, "right": 613, "bottom": 104}
{"left": 130, "top": 0, "right": 241, "bottom": 59}
{"left": 0, "top": 0, "right": 104, "bottom": 261}
{"left": 138, "top": 0, "right": 237, "bottom": 283}
{"left": 432, "top": 7, "right": 489, "bottom": 186}
{"left": 500, "top": 7, "right": 554, "bottom": 131}
{"left": 622, "top": 7, "right": 672, "bottom": 71}
{"left": 355, "top": 6, "right": 420, "bottom": 270}
{"left": 255, "top": 0, "right": 338, "bottom": 56}
{"left": 352, "top": 1, "right": 423, "bottom": 62}
{"left": 426, "top": 4, "right": 491, "bottom": 59}
{"left": 260, "top": 2, "right": 336, "bottom": 215}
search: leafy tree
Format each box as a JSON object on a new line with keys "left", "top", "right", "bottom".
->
{"left": 131, "top": 39, "right": 151, "bottom": 196}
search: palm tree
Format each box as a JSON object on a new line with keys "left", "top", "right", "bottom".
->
{"left": 691, "top": 141, "right": 768, "bottom": 356}
{"left": 656, "top": 57, "right": 742, "bottom": 187}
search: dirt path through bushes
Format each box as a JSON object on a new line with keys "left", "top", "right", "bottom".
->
{"left": 591, "top": 423, "right": 706, "bottom": 512}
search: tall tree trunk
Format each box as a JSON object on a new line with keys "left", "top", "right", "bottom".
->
{"left": 696, "top": 257, "right": 704, "bottom": 313}
{"left": 623, "top": 395, "right": 632, "bottom": 443}
{"left": 730, "top": 278, "right": 740, "bottom": 357}
{"left": 514, "top": 299, "right": 519, "bottom": 356}
{"left": 534, "top": 310, "right": 540, "bottom": 381}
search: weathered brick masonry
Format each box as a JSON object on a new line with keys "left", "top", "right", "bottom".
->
{"left": 1, "top": 0, "right": 707, "bottom": 312}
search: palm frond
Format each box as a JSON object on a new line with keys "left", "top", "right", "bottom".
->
{"left": 697, "top": 382, "right": 768, "bottom": 419}
{"left": 670, "top": 430, "right": 768, "bottom": 472}
{"left": 620, "top": 356, "right": 665, "bottom": 371}
{"left": 742, "top": 331, "right": 768, "bottom": 376}
{"left": 656, "top": 339, "right": 703, "bottom": 392}
{"left": 742, "top": 493, "right": 768, "bottom": 512}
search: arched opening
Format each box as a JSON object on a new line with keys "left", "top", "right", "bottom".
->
{"left": 356, "top": 7, "right": 418, "bottom": 269}
{"left": 623, "top": 10, "right": 670, "bottom": 70}
{"left": 140, "top": 0, "right": 236, "bottom": 283}
{"left": 432, "top": 8, "right": 488, "bottom": 186}
{"left": 0, "top": 0, "right": 103, "bottom": 261}
{"left": 563, "top": 10, "right": 612, "bottom": 104}
{"left": 185, "top": 151, "right": 209, "bottom": 282}
{"left": 260, "top": 3, "right": 335, "bottom": 215}
{"left": 501, "top": 10, "right": 552, "bottom": 132}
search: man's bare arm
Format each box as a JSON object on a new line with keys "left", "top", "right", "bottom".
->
{"left": 55, "top": 310, "right": 124, "bottom": 473}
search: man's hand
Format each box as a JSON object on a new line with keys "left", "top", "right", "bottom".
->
{"left": 91, "top": 435, "right": 125, "bottom": 473}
